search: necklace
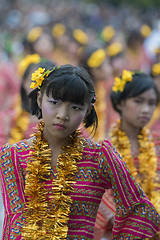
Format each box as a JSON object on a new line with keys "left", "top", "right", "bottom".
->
{"left": 109, "top": 120, "right": 159, "bottom": 211}
{"left": 22, "top": 121, "right": 84, "bottom": 239}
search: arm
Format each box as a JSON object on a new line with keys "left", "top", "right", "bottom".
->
{"left": 0, "top": 143, "right": 26, "bottom": 239}
{"left": 99, "top": 140, "right": 160, "bottom": 239}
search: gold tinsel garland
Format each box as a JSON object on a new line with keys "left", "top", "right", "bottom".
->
{"left": 22, "top": 121, "right": 84, "bottom": 239}
{"left": 109, "top": 120, "right": 160, "bottom": 213}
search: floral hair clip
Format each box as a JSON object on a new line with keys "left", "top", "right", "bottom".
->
{"left": 112, "top": 70, "right": 133, "bottom": 93}
{"left": 30, "top": 66, "right": 60, "bottom": 90}
{"left": 151, "top": 62, "right": 160, "bottom": 77}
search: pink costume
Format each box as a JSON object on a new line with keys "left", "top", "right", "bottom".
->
{"left": 0, "top": 138, "right": 159, "bottom": 239}
{"left": 95, "top": 152, "right": 160, "bottom": 240}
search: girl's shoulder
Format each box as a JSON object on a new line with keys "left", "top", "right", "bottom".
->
{"left": 83, "top": 138, "right": 101, "bottom": 149}
{"left": 83, "top": 137, "right": 114, "bottom": 153}
{"left": 0, "top": 137, "right": 34, "bottom": 156}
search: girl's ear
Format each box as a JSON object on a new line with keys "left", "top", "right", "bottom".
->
{"left": 37, "top": 91, "right": 42, "bottom": 109}
{"left": 116, "top": 100, "right": 124, "bottom": 111}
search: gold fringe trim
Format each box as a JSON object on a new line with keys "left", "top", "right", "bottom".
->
{"left": 22, "top": 121, "right": 84, "bottom": 239}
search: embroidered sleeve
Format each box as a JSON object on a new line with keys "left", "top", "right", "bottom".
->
{"left": 99, "top": 140, "right": 160, "bottom": 240}
{"left": 0, "top": 143, "right": 26, "bottom": 239}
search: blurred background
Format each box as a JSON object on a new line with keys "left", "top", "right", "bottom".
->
{"left": 0, "top": 0, "right": 160, "bottom": 62}
{"left": 1, "top": 0, "right": 160, "bottom": 239}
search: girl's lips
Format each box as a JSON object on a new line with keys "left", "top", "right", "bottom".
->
{"left": 53, "top": 124, "right": 66, "bottom": 130}
{"left": 139, "top": 116, "right": 149, "bottom": 123}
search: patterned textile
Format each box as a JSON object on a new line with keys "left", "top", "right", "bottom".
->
{"left": 95, "top": 130, "right": 160, "bottom": 240}
{"left": 0, "top": 138, "right": 159, "bottom": 239}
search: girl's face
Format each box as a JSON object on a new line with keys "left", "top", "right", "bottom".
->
{"left": 118, "top": 88, "right": 157, "bottom": 130}
{"left": 37, "top": 92, "right": 89, "bottom": 141}
{"left": 91, "top": 59, "right": 112, "bottom": 82}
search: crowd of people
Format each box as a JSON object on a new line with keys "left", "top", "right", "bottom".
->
{"left": 0, "top": 0, "right": 160, "bottom": 239}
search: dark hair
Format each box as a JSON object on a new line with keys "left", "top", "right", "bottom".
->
{"left": 127, "top": 30, "right": 144, "bottom": 49}
{"left": 29, "top": 64, "right": 98, "bottom": 133}
{"left": 20, "top": 59, "right": 55, "bottom": 112}
{"left": 111, "top": 72, "right": 158, "bottom": 114}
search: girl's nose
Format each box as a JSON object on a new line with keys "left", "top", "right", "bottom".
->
{"left": 142, "top": 104, "right": 150, "bottom": 113}
{"left": 56, "top": 106, "right": 69, "bottom": 120}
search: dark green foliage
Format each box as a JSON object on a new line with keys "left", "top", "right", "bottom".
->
{"left": 83, "top": 0, "right": 160, "bottom": 9}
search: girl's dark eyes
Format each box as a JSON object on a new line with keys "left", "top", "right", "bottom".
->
{"left": 48, "top": 100, "right": 59, "bottom": 105}
{"left": 71, "top": 105, "right": 82, "bottom": 111}
{"left": 134, "top": 99, "right": 142, "bottom": 104}
{"left": 149, "top": 101, "right": 157, "bottom": 106}
{"left": 134, "top": 99, "right": 157, "bottom": 106}
{"left": 48, "top": 99, "right": 83, "bottom": 110}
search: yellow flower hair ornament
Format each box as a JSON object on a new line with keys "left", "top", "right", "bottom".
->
{"left": 101, "top": 25, "right": 115, "bottom": 42}
{"left": 27, "top": 26, "right": 43, "bottom": 43}
{"left": 18, "top": 54, "right": 41, "bottom": 77}
{"left": 52, "top": 23, "right": 66, "bottom": 38}
{"left": 152, "top": 63, "right": 160, "bottom": 77}
{"left": 112, "top": 70, "right": 133, "bottom": 92}
{"left": 140, "top": 24, "right": 151, "bottom": 38}
{"left": 73, "top": 29, "right": 88, "bottom": 45}
{"left": 30, "top": 66, "right": 60, "bottom": 90}
{"left": 87, "top": 49, "right": 106, "bottom": 68}
{"left": 155, "top": 47, "right": 160, "bottom": 55}
{"left": 107, "top": 42, "right": 123, "bottom": 57}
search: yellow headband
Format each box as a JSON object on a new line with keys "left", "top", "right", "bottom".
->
{"left": 87, "top": 49, "right": 106, "bottom": 68}
{"left": 112, "top": 70, "right": 133, "bottom": 92}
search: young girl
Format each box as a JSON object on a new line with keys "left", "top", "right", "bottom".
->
{"left": 95, "top": 70, "right": 160, "bottom": 240}
{"left": 0, "top": 65, "right": 159, "bottom": 240}
{"left": 79, "top": 45, "right": 118, "bottom": 140}
{"left": 147, "top": 62, "right": 160, "bottom": 132}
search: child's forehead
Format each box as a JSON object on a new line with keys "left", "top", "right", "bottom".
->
{"left": 45, "top": 90, "right": 89, "bottom": 103}
{"left": 45, "top": 94, "right": 89, "bottom": 106}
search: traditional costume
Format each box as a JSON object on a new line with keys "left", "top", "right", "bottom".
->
{"left": 0, "top": 122, "right": 159, "bottom": 239}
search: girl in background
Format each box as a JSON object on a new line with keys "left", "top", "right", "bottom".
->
{"left": 9, "top": 55, "right": 55, "bottom": 143}
{"left": 79, "top": 45, "right": 118, "bottom": 141}
{"left": 147, "top": 62, "right": 160, "bottom": 132}
{"left": 0, "top": 65, "right": 159, "bottom": 239}
{"left": 95, "top": 70, "right": 160, "bottom": 240}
